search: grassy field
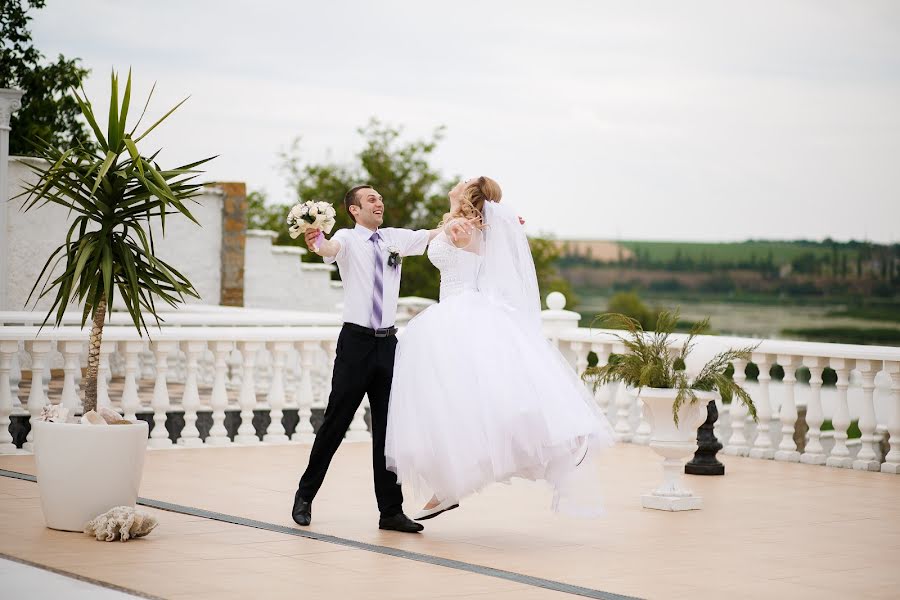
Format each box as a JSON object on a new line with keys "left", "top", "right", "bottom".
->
{"left": 618, "top": 240, "right": 849, "bottom": 264}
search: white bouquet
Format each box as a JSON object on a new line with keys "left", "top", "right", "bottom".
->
{"left": 287, "top": 200, "right": 337, "bottom": 249}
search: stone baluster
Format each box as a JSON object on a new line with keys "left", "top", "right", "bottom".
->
{"left": 724, "top": 359, "right": 750, "bottom": 456}
{"left": 207, "top": 341, "right": 234, "bottom": 446}
{"left": 236, "top": 341, "right": 263, "bottom": 444}
{"left": 853, "top": 360, "right": 881, "bottom": 471}
{"left": 800, "top": 357, "right": 827, "bottom": 465}
{"left": 97, "top": 340, "right": 116, "bottom": 410}
{"left": 227, "top": 348, "right": 242, "bottom": 390}
{"left": 749, "top": 353, "right": 775, "bottom": 459}
{"left": 23, "top": 340, "right": 53, "bottom": 451}
{"left": 571, "top": 341, "right": 587, "bottom": 388}
{"left": 9, "top": 350, "right": 21, "bottom": 410}
{"left": 139, "top": 350, "right": 155, "bottom": 382}
{"left": 613, "top": 382, "right": 633, "bottom": 442}
{"left": 347, "top": 394, "right": 370, "bottom": 441}
{"left": 0, "top": 341, "right": 19, "bottom": 453}
{"left": 178, "top": 341, "right": 206, "bottom": 447}
{"left": 121, "top": 340, "right": 144, "bottom": 421}
{"left": 293, "top": 341, "right": 318, "bottom": 443}
{"left": 149, "top": 341, "right": 177, "bottom": 448}
{"left": 589, "top": 343, "right": 611, "bottom": 413}
{"left": 774, "top": 355, "right": 801, "bottom": 462}
{"left": 882, "top": 361, "right": 900, "bottom": 474}
{"left": 826, "top": 358, "right": 854, "bottom": 468}
{"left": 59, "top": 341, "right": 84, "bottom": 416}
{"left": 264, "top": 341, "right": 292, "bottom": 443}
{"left": 632, "top": 387, "right": 651, "bottom": 445}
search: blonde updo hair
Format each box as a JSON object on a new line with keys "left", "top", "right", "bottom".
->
{"left": 439, "top": 176, "right": 502, "bottom": 230}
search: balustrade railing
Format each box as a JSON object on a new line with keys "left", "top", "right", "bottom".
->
{"left": 2, "top": 301, "right": 898, "bottom": 478}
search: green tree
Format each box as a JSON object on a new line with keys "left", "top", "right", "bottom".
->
{"left": 1, "top": 0, "right": 91, "bottom": 155}
{"left": 272, "top": 118, "right": 573, "bottom": 303}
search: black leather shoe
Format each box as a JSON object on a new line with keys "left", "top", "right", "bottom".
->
{"left": 292, "top": 494, "right": 312, "bottom": 526}
{"left": 379, "top": 512, "right": 424, "bottom": 533}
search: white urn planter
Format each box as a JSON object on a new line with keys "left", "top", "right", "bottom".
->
{"left": 638, "top": 388, "right": 713, "bottom": 511}
{"left": 33, "top": 420, "right": 149, "bottom": 531}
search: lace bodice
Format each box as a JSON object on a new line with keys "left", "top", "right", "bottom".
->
{"left": 428, "top": 233, "right": 482, "bottom": 300}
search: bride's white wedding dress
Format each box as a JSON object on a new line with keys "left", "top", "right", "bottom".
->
{"left": 385, "top": 202, "right": 615, "bottom": 516}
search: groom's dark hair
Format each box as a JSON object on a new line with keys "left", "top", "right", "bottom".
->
{"left": 344, "top": 185, "right": 373, "bottom": 223}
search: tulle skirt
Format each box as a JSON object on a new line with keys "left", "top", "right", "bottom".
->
{"left": 385, "top": 290, "right": 616, "bottom": 517}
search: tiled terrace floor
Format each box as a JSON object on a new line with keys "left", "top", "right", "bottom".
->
{"left": 1, "top": 442, "right": 898, "bottom": 599}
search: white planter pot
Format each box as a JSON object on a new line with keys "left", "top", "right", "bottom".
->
{"left": 33, "top": 420, "right": 149, "bottom": 531}
{"left": 638, "top": 388, "right": 712, "bottom": 511}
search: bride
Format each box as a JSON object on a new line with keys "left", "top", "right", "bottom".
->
{"left": 385, "top": 176, "right": 615, "bottom": 520}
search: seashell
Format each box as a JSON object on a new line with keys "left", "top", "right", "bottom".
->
{"left": 99, "top": 406, "right": 130, "bottom": 425}
{"left": 81, "top": 410, "right": 107, "bottom": 425}
{"left": 37, "top": 404, "right": 70, "bottom": 423}
{"left": 84, "top": 506, "right": 158, "bottom": 542}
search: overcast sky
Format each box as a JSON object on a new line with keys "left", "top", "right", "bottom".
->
{"left": 30, "top": 0, "right": 900, "bottom": 242}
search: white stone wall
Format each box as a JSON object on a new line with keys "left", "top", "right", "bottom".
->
{"left": 243, "top": 230, "right": 342, "bottom": 312}
{"left": 3, "top": 157, "right": 223, "bottom": 312}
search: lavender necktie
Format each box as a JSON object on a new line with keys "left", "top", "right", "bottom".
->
{"left": 369, "top": 232, "right": 383, "bottom": 330}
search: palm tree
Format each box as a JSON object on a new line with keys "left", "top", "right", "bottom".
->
{"left": 16, "top": 69, "right": 214, "bottom": 414}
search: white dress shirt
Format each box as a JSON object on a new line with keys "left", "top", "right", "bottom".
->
{"left": 325, "top": 224, "right": 430, "bottom": 328}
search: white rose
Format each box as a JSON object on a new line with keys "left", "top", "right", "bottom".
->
{"left": 309, "top": 205, "right": 318, "bottom": 217}
{"left": 289, "top": 205, "right": 304, "bottom": 219}
{"left": 325, "top": 206, "right": 336, "bottom": 218}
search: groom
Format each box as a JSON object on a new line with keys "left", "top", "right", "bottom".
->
{"left": 292, "top": 185, "right": 440, "bottom": 533}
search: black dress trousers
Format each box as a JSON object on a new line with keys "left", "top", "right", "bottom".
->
{"left": 296, "top": 324, "right": 403, "bottom": 517}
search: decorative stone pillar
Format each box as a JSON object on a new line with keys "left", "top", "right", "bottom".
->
{"left": 0, "top": 89, "right": 25, "bottom": 312}
{"left": 218, "top": 182, "right": 247, "bottom": 307}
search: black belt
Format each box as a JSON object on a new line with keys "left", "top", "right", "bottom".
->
{"left": 343, "top": 323, "right": 398, "bottom": 338}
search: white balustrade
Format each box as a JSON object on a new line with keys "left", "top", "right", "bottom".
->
{"left": 749, "top": 353, "right": 775, "bottom": 459}
{"left": 294, "top": 341, "right": 318, "bottom": 443}
{"left": 59, "top": 340, "right": 84, "bottom": 415}
{"left": 149, "top": 341, "right": 177, "bottom": 448}
{"left": 774, "top": 355, "right": 801, "bottom": 462}
{"left": 724, "top": 359, "right": 750, "bottom": 456}
{"left": 1, "top": 301, "right": 899, "bottom": 483}
{"left": 853, "top": 360, "right": 881, "bottom": 471}
{"left": 800, "top": 357, "right": 826, "bottom": 465}
{"left": 826, "top": 359, "right": 854, "bottom": 468}
{"left": 883, "top": 362, "right": 900, "bottom": 474}
{"left": 0, "top": 341, "right": 18, "bottom": 453}
{"left": 264, "top": 341, "right": 291, "bottom": 443}
{"left": 236, "top": 341, "right": 263, "bottom": 444}
{"left": 207, "top": 341, "right": 234, "bottom": 446}
{"left": 120, "top": 340, "right": 144, "bottom": 421}
{"left": 23, "top": 340, "right": 52, "bottom": 450}
{"left": 178, "top": 340, "right": 206, "bottom": 447}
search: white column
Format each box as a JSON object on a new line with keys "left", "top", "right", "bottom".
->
{"left": 0, "top": 89, "right": 24, "bottom": 312}
{"left": 632, "top": 387, "right": 651, "bottom": 445}
{"left": 96, "top": 340, "right": 116, "bottom": 410}
{"left": 148, "top": 341, "right": 176, "bottom": 448}
{"left": 23, "top": 340, "right": 52, "bottom": 451}
{"left": 120, "top": 340, "right": 144, "bottom": 421}
{"left": 59, "top": 340, "right": 84, "bottom": 415}
{"left": 293, "top": 341, "right": 318, "bottom": 443}
{"left": 882, "top": 361, "right": 900, "bottom": 474}
{"left": 826, "top": 358, "right": 854, "bottom": 468}
{"left": 589, "top": 343, "right": 612, "bottom": 413}
{"left": 207, "top": 341, "right": 233, "bottom": 446}
{"left": 800, "top": 357, "right": 826, "bottom": 465}
{"left": 749, "top": 353, "right": 774, "bottom": 459}
{"left": 235, "top": 341, "right": 263, "bottom": 444}
{"left": 724, "top": 358, "right": 750, "bottom": 456}
{"left": 0, "top": 340, "right": 19, "bottom": 453}
{"left": 264, "top": 341, "right": 291, "bottom": 443}
{"left": 178, "top": 340, "right": 206, "bottom": 447}
{"left": 774, "top": 355, "right": 800, "bottom": 462}
{"left": 614, "top": 382, "right": 633, "bottom": 442}
{"left": 853, "top": 360, "right": 880, "bottom": 471}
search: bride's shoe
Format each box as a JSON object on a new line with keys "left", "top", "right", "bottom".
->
{"left": 413, "top": 499, "right": 460, "bottom": 521}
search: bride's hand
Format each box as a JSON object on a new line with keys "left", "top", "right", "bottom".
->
{"left": 446, "top": 218, "right": 478, "bottom": 247}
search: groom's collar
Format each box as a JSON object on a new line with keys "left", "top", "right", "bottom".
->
{"left": 354, "top": 223, "right": 379, "bottom": 238}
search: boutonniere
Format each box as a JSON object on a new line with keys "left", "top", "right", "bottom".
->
{"left": 387, "top": 246, "right": 402, "bottom": 268}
